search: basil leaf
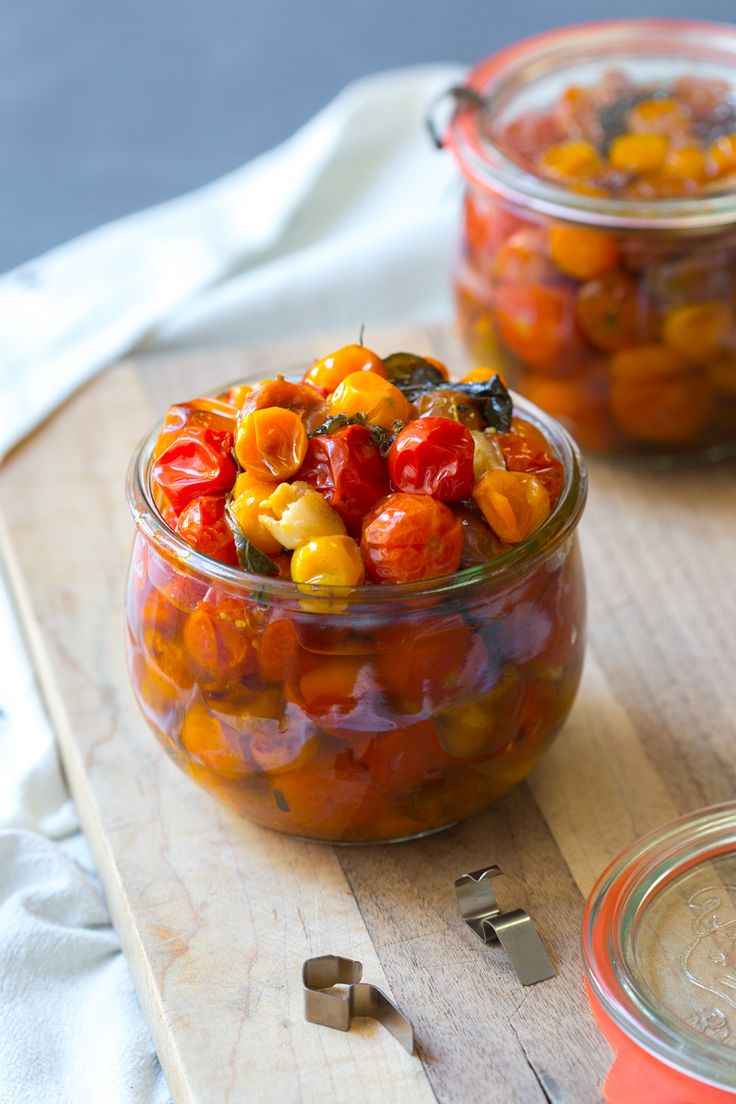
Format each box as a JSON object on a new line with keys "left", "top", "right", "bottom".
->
{"left": 383, "top": 352, "right": 445, "bottom": 390}
{"left": 480, "top": 375, "right": 513, "bottom": 433}
{"left": 225, "top": 499, "right": 279, "bottom": 576}
{"left": 310, "top": 412, "right": 367, "bottom": 437}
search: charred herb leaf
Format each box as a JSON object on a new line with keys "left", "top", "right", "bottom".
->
{"left": 390, "top": 370, "right": 513, "bottom": 432}
{"left": 309, "top": 412, "right": 398, "bottom": 455}
{"left": 383, "top": 352, "right": 446, "bottom": 390}
{"left": 225, "top": 497, "right": 279, "bottom": 576}
{"left": 273, "top": 787, "right": 290, "bottom": 812}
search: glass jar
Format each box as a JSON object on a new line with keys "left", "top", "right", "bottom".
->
{"left": 442, "top": 20, "right": 736, "bottom": 463}
{"left": 584, "top": 802, "right": 736, "bottom": 1102}
{"left": 125, "top": 387, "right": 587, "bottom": 844}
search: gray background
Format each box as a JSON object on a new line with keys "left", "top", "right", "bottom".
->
{"left": 3, "top": 0, "right": 735, "bottom": 272}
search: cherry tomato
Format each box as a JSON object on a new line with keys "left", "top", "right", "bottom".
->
{"left": 495, "top": 431, "right": 565, "bottom": 507}
{"left": 302, "top": 343, "right": 386, "bottom": 395}
{"left": 328, "top": 372, "right": 411, "bottom": 430}
{"left": 175, "top": 495, "right": 239, "bottom": 565}
{"left": 235, "top": 406, "right": 307, "bottom": 480}
{"left": 360, "top": 722, "right": 449, "bottom": 793}
{"left": 472, "top": 470, "right": 551, "bottom": 544}
{"left": 239, "top": 377, "right": 327, "bottom": 434}
{"left": 180, "top": 704, "right": 248, "bottom": 777}
{"left": 455, "top": 505, "right": 509, "bottom": 568}
{"left": 153, "top": 399, "right": 238, "bottom": 459}
{"left": 414, "top": 388, "right": 484, "bottom": 429}
{"left": 548, "top": 226, "right": 619, "bottom": 281}
{"left": 388, "top": 417, "right": 474, "bottom": 501}
{"left": 492, "top": 228, "right": 556, "bottom": 285}
{"left": 151, "top": 427, "right": 236, "bottom": 514}
{"left": 575, "top": 271, "right": 657, "bottom": 352}
{"left": 495, "top": 284, "right": 578, "bottom": 371}
{"left": 361, "top": 493, "right": 464, "bottom": 584}
{"left": 297, "top": 425, "right": 388, "bottom": 533}
{"left": 182, "top": 590, "right": 259, "bottom": 680}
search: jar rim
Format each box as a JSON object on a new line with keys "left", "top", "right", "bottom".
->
{"left": 126, "top": 377, "right": 587, "bottom": 603}
{"left": 445, "top": 18, "right": 736, "bottom": 232}
{"left": 583, "top": 801, "right": 736, "bottom": 1090}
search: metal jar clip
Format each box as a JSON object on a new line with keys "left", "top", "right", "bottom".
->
{"left": 455, "top": 865, "right": 556, "bottom": 986}
{"left": 302, "top": 955, "right": 414, "bottom": 1054}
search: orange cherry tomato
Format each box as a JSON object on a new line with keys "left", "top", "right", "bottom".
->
{"left": 610, "top": 372, "right": 714, "bottom": 444}
{"left": 258, "top": 618, "right": 305, "bottom": 683}
{"left": 609, "top": 344, "right": 689, "bottom": 383}
{"left": 302, "top": 343, "right": 386, "bottom": 395}
{"left": 361, "top": 492, "right": 463, "bottom": 584}
{"left": 180, "top": 704, "right": 249, "bottom": 777}
{"left": 523, "top": 373, "right": 616, "bottom": 452}
{"left": 473, "top": 469, "right": 550, "bottom": 544}
{"left": 234, "top": 406, "right": 307, "bottom": 480}
{"left": 492, "top": 228, "right": 556, "bottom": 284}
{"left": 239, "top": 377, "right": 327, "bottom": 434}
{"left": 360, "top": 722, "right": 449, "bottom": 793}
{"left": 461, "top": 366, "right": 508, "bottom": 386}
{"left": 575, "top": 271, "right": 657, "bottom": 352}
{"left": 183, "top": 591, "right": 258, "bottom": 680}
{"left": 328, "top": 372, "right": 411, "bottom": 430}
{"left": 549, "top": 226, "right": 619, "bottom": 281}
{"left": 610, "top": 133, "right": 669, "bottom": 174}
{"left": 536, "top": 140, "right": 603, "bottom": 184}
{"left": 495, "top": 284, "right": 578, "bottom": 371}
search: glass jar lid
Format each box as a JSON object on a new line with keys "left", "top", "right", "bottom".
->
{"left": 584, "top": 801, "right": 736, "bottom": 1092}
{"left": 445, "top": 20, "right": 736, "bottom": 231}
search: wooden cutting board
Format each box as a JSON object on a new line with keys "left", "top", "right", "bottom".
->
{"left": 2, "top": 324, "right": 735, "bottom": 1104}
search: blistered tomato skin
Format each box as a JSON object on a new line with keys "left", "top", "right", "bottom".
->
{"left": 360, "top": 492, "right": 464, "bottom": 584}
{"left": 328, "top": 373, "right": 412, "bottom": 430}
{"left": 235, "top": 407, "right": 308, "bottom": 480}
{"left": 151, "top": 427, "right": 237, "bottom": 514}
{"left": 388, "top": 417, "right": 475, "bottom": 501}
{"left": 302, "top": 343, "right": 386, "bottom": 395}
{"left": 297, "top": 425, "right": 388, "bottom": 534}
{"left": 175, "top": 495, "right": 239, "bottom": 565}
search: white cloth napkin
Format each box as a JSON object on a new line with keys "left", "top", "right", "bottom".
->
{"left": 0, "top": 64, "right": 462, "bottom": 1103}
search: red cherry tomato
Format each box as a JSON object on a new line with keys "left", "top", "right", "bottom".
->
{"left": 297, "top": 425, "right": 389, "bottom": 534}
{"left": 361, "top": 492, "right": 464, "bottom": 584}
{"left": 388, "top": 417, "right": 474, "bottom": 501}
{"left": 151, "top": 426, "right": 236, "bottom": 514}
{"left": 175, "top": 495, "right": 238, "bottom": 566}
{"left": 495, "top": 432, "right": 565, "bottom": 507}
{"left": 153, "top": 399, "right": 238, "bottom": 458}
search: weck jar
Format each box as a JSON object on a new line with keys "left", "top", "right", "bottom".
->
{"left": 438, "top": 19, "right": 736, "bottom": 462}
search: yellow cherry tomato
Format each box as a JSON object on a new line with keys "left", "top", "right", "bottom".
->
{"left": 708, "top": 134, "right": 736, "bottom": 179}
{"left": 662, "top": 146, "right": 706, "bottom": 183}
{"left": 537, "top": 140, "right": 603, "bottom": 184}
{"left": 472, "top": 470, "right": 550, "bottom": 544}
{"left": 610, "top": 133, "right": 669, "bottom": 174}
{"left": 302, "top": 343, "right": 386, "bottom": 394}
{"left": 291, "top": 535, "right": 365, "bottom": 588}
{"left": 328, "top": 372, "right": 411, "bottom": 429}
{"left": 549, "top": 225, "right": 619, "bottom": 281}
{"left": 234, "top": 406, "right": 307, "bottom": 479}
{"left": 229, "top": 481, "right": 283, "bottom": 555}
{"left": 662, "top": 302, "right": 732, "bottom": 364}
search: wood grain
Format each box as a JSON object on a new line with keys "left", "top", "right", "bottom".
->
{"left": 2, "top": 324, "right": 734, "bottom": 1103}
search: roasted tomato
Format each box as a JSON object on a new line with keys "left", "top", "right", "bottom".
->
{"left": 151, "top": 426, "right": 236, "bottom": 514}
{"left": 494, "top": 284, "right": 579, "bottom": 371}
{"left": 495, "top": 431, "right": 565, "bottom": 507}
{"left": 153, "top": 399, "right": 238, "bottom": 459}
{"left": 175, "top": 495, "right": 239, "bottom": 566}
{"left": 297, "top": 425, "right": 389, "bottom": 533}
{"left": 388, "top": 417, "right": 475, "bottom": 501}
{"left": 302, "top": 343, "right": 386, "bottom": 395}
{"left": 360, "top": 492, "right": 464, "bottom": 584}
{"left": 239, "top": 377, "right": 327, "bottom": 434}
